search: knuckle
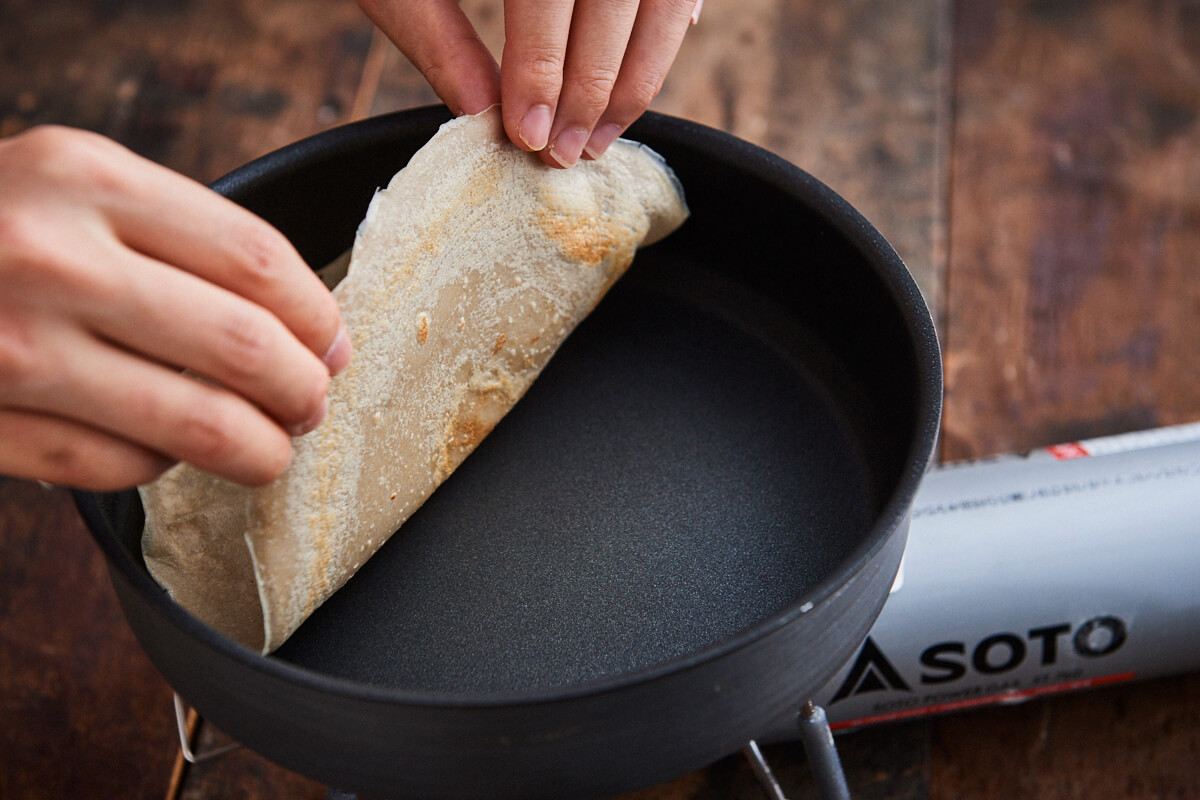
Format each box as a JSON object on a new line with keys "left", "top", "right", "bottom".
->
{"left": 2, "top": 126, "right": 120, "bottom": 195}
{"left": 517, "top": 47, "right": 567, "bottom": 83}
{"left": 0, "top": 318, "right": 42, "bottom": 396}
{"left": 419, "top": 60, "right": 454, "bottom": 95}
{"left": 38, "top": 127, "right": 123, "bottom": 191}
{"left": 18, "top": 419, "right": 172, "bottom": 491}
{"left": 616, "top": 74, "right": 662, "bottom": 115}
{"left": 230, "top": 219, "right": 294, "bottom": 291}
{"left": 570, "top": 69, "right": 620, "bottom": 112}
{"left": 217, "top": 305, "right": 277, "bottom": 378}
{"left": 0, "top": 208, "right": 48, "bottom": 267}
{"left": 177, "top": 393, "right": 243, "bottom": 467}
{"left": 38, "top": 439, "right": 88, "bottom": 484}
{"left": 0, "top": 182, "right": 119, "bottom": 305}
{"left": 214, "top": 300, "right": 332, "bottom": 425}
{"left": 6, "top": 233, "right": 125, "bottom": 306}
{"left": 421, "top": 42, "right": 486, "bottom": 87}
{"left": 174, "top": 388, "right": 291, "bottom": 485}
{"left": 8, "top": 125, "right": 83, "bottom": 162}
{"left": 41, "top": 441, "right": 159, "bottom": 491}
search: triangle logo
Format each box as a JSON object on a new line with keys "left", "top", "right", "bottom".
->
{"left": 829, "top": 637, "right": 911, "bottom": 704}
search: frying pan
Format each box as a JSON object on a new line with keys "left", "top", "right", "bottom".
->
{"left": 75, "top": 106, "right": 941, "bottom": 799}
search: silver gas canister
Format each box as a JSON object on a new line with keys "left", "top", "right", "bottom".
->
{"left": 805, "top": 422, "right": 1200, "bottom": 731}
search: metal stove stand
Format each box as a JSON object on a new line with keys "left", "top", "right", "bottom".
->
{"left": 174, "top": 695, "right": 852, "bottom": 800}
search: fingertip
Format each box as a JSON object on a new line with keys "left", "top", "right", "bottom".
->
{"left": 286, "top": 395, "right": 329, "bottom": 438}
{"left": 244, "top": 434, "right": 294, "bottom": 487}
{"left": 515, "top": 104, "right": 553, "bottom": 151}
{"left": 582, "top": 123, "right": 624, "bottom": 160}
{"left": 545, "top": 125, "right": 590, "bottom": 168}
{"left": 322, "top": 326, "right": 353, "bottom": 375}
{"left": 81, "top": 451, "right": 177, "bottom": 491}
{"left": 127, "top": 454, "right": 178, "bottom": 488}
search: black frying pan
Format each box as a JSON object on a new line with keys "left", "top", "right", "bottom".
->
{"left": 75, "top": 106, "right": 941, "bottom": 799}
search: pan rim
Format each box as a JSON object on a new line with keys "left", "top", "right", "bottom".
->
{"left": 77, "top": 105, "right": 941, "bottom": 710}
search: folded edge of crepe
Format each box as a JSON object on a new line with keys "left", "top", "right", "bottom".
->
{"left": 138, "top": 107, "right": 689, "bottom": 653}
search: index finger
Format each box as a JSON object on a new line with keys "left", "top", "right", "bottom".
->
{"left": 359, "top": 0, "right": 501, "bottom": 116}
{"left": 95, "top": 143, "right": 351, "bottom": 374}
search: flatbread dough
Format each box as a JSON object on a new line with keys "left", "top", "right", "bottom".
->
{"left": 139, "top": 107, "right": 688, "bottom": 653}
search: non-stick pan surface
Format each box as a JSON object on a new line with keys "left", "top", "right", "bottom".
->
{"left": 276, "top": 252, "right": 876, "bottom": 693}
{"left": 76, "top": 106, "right": 941, "bottom": 799}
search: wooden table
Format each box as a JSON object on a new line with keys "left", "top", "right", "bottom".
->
{"left": 3, "top": 1, "right": 1199, "bottom": 797}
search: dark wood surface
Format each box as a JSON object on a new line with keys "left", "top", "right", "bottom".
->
{"left": 2, "top": 0, "right": 1198, "bottom": 798}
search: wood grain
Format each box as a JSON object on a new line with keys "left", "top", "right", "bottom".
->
{"left": 0, "top": 480, "right": 176, "bottom": 800}
{"left": 3, "top": 0, "right": 1199, "bottom": 798}
{"left": 940, "top": 0, "right": 1200, "bottom": 461}
{"left": 760, "top": 0, "right": 953, "bottom": 315}
{"left": 0, "top": 0, "right": 373, "bottom": 183}
{"left": 931, "top": 673, "right": 1200, "bottom": 799}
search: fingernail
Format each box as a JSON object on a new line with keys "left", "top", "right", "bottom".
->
{"left": 323, "top": 326, "right": 352, "bottom": 374}
{"left": 691, "top": 0, "right": 704, "bottom": 24}
{"left": 518, "top": 104, "right": 552, "bottom": 151}
{"left": 583, "top": 124, "right": 623, "bottom": 160}
{"left": 288, "top": 395, "right": 328, "bottom": 437}
{"left": 547, "top": 126, "right": 590, "bottom": 168}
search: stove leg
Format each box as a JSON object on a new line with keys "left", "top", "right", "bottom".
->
{"left": 171, "top": 693, "right": 241, "bottom": 764}
{"left": 796, "top": 700, "right": 851, "bottom": 800}
{"left": 743, "top": 739, "right": 788, "bottom": 800}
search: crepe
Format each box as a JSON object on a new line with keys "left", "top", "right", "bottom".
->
{"left": 139, "top": 107, "right": 689, "bottom": 653}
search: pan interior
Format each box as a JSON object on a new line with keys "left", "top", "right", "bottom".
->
{"left": 272, "top": 253, "right": 878, "bottom": 695}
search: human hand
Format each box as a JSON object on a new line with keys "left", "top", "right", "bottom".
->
{"left": 358, "top": 0, "right": 702, "bottom": 168}
{"left": 0, "top": 127, "right": 351, "bottom": 490}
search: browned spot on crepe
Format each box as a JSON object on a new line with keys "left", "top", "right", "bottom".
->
{"left": 417, "top": 313, "right": 429, "bottom": 344}
{"left": 537, "top": 208, "right": 635, "bottom": 267}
